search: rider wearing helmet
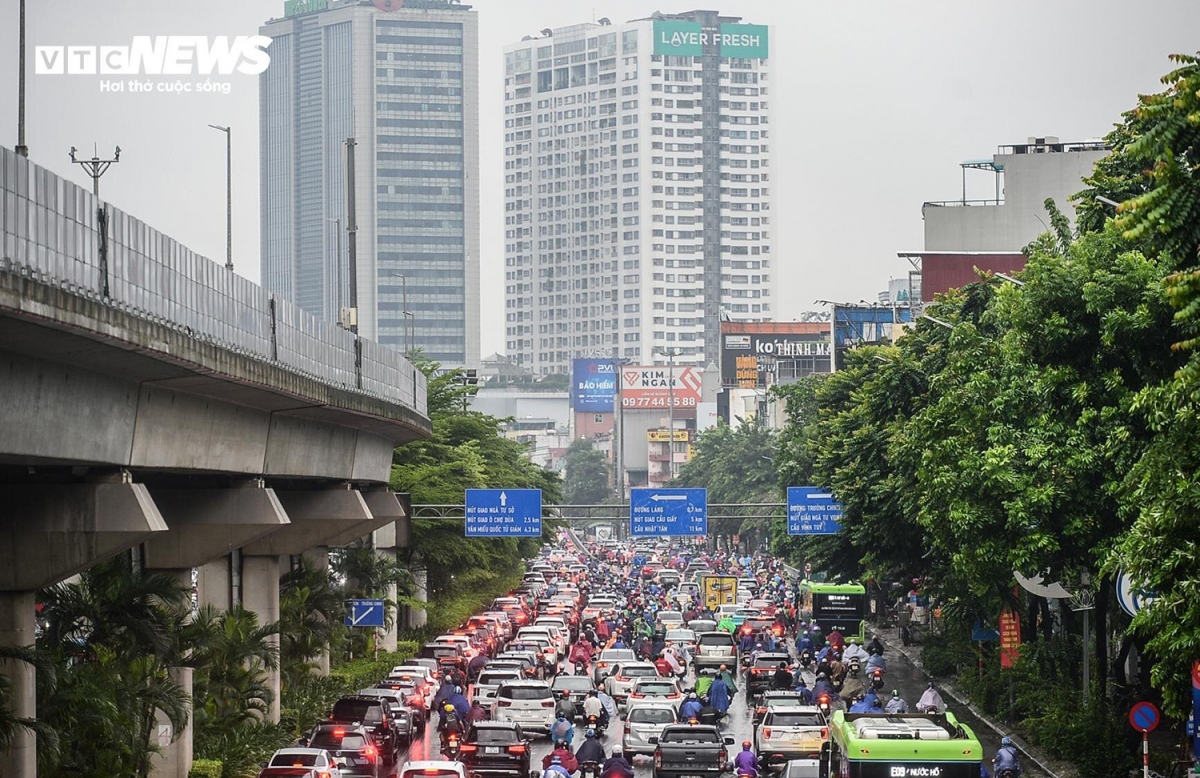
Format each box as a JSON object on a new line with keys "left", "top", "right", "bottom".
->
{"left": 992, "top": 737, "right": 1021, "bottom": 777}
{"left": 601, "top": 744, "right": 634, "bottom": 778}
{"left": 543, "top": 740, "right": 580, "bottom": 774}
{"left": 575, "top": 728, "right": 607, "bottom": 765}
{"left": 679, "top": 691, "right": 703, "bottom": 722}
{"left": 542, "top": 754, "right": 573, "bottom": 778}
{"left": 733, "top": 741, "right": 759, "bottom": 778}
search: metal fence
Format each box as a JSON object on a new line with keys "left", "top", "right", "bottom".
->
{"left": 0, "top": 146, "right": 425, "bottom": 414}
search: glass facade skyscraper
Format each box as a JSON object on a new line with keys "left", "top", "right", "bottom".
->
{"left": 260, "top": 0, "right": 480, "bottom": 367}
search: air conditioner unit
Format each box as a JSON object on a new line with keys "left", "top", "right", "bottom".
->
{"left": 340, "top": 307, "right": 358, "bottom": 328}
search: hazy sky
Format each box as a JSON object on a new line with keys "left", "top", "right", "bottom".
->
{"left": 1, "top": 0, "right": 1197, "bottom": 356}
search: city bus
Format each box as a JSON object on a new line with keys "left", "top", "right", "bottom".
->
{"left": 798, "top": 581, "right": 867, "bottom": 641}
{"left": 827, "top": 711, "right": 984, "bottom": 778}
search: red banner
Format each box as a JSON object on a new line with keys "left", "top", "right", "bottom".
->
{"left": 999, "top": 607, "right": 1021, "bottom": 669}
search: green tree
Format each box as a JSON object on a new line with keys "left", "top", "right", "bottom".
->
{"left": 672, "top": 422, "right": 777, "bottom": 547}
{"left": 563, "top": 439, "right": 610, "bottom": 504}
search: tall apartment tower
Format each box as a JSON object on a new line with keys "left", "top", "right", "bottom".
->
{"left": 503, "top": 10, "right": 774, "bottom": 376}
{"left": 260, "top": 0, "right": 480, "bottom": 367}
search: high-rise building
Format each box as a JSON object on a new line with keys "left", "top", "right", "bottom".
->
{"left": 260, "top": 0, "right": 480, "bottom": 367}
{"left": 503, "top": 10, "right": 774, "bottom": 376}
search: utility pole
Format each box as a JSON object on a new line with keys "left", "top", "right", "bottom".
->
{"left": 208, "top": 124, "right": 232, "bottom": 271}
{"left": 70, "top": 145, "right": 121, "bottom": 197}
{"left": 16, "top": 0, "right": 28, "bottom": 157}
{"left": 325, "top": 217, "right": 343, "bottom": 323}
{"left": 344, "top": 138, "right": 359, "bottom": 333}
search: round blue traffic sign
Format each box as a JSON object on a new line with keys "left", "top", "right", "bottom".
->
{"left": 1129, "top": 701, "right": 1160, "bottom": 733}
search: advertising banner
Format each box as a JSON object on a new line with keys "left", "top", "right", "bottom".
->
{"left": 722, "top": 330, "right": 832, "bottom": 388}
{"left": 999, "top": 606, "right": 1022, "bottom": 668}
{"left": 571, "top": 358, "right": 616, "bottom": 412}
{"left": 620, "top": 365, "right": 702, "bottom": 409}
{"left": 652, "top": 20, "right": 769, "bottom": 58}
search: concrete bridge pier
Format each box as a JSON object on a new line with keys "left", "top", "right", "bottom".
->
{"left": 368, "top": 490, "right": 411, "bottom": 652}
{"left": 142, "top": 483, "right": 290, "bottom": 778}
{"left": 0, "top": 478, "right": 169, "bottom": 778}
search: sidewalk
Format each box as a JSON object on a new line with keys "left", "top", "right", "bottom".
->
{"left": 882, "top": 624, "right": 1078, "bottom": 778}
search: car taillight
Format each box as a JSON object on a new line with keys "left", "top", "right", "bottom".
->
{"left": 719, "top": 750, "right": 728, "bottom": 763}
{"left": 763, "top": 727, "right": 772, "bottom": 739}
{"left": 755, "top": 707, "right": 766, "bottom": 715}
{"left": 821, "top": 727, "right": 829, "bottom": 739}
{"left": 599, "top": 663, "right": 608, "bottom": 668}
{"left": 498, "top": 699, "right": 513, "bottom": 707}
{"left": 508, "top": 745, "right": 527, "bottom": 754}
{"left": 459, "top": 744, "right": 477, "bottom": 753}
{"left": 541, "top": 699, "right": 555, "bottom": 708}
{"left": 624, "top": 724, "right": 631, "bottom": 734}
{"left": 654, "top": 753, "right": 663, "bottom": 769}
{"left": 363, "top": 746, "right": 376, "bottom": 760}
{"left": 333, "top": 729, "right": 346, "bottom": 737}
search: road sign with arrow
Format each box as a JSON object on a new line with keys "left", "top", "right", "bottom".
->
{"left": 630, "top": 487, "right": 707, "bottom": 536}
{"left": 465, "top": 489, "right": 543, "bottom": 537}
{"left": 345, "top": 598, "right": 386, "bottom": 628}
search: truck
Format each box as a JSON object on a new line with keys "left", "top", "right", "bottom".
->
{"left": 701, "top": 575, "right": 738, "bottom": 612}
{"left": 651, "top": 723, "right": 734, "bottom": 778}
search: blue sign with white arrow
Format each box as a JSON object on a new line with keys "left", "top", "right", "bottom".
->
{"left": 465, "top": 489, "right": 543, "bottom": 537}
{"left": 345, "top": 598, "right": 386, "bottom": 628}
{"left": 630, "top": 487, "right": 707, "bottom": 536}
{"left": 787, "top": 486, "right": 844, "bottom": 535}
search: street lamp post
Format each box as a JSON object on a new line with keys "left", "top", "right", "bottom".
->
{"left": 208, "top": 124, "right": 232, "bottom": 271}
{"left": 387, "top": 272, "right": 413, "bottom": 356}
{"left": 16, "top": 0, "right": 28, "bottom": 157}
{"left": 325, "top": 217, "right": 343, "bottom": 322}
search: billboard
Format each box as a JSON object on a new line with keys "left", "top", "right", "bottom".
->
{"left": 620, "top": 365, "right": 702, "bottom": 410}
{"left": 571, "top": 358, "right": 616, "bottom": 412}
{"left": 652, "top": 20, "right": 769, "bottom": 58}
{"left": 720, "top": 323, "right": 832, "bottom": 388}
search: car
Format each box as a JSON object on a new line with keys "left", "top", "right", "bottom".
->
{"left": 604, "top": 661, "right": 662, "bottom": 705}
{"left": 355, "top": 688, "right": 419, "bottom": 745}
{"left": 656, "top": 610, "right": 685, "bottom": 631}
{"left": 396, "top": 761, "right": 466, "bottom": 778}
{"left": 754, "top": 707, "right": 828, "bottom": 766}
{"left": 328, "top": 696, "right": 401, "bottom": 765}
{"left": 627, "top": 676, "right": 683, "bottom": 709}
{"left": 622, "top": 700, "right": 678, "bottom": 755}
{"left": 473, "top": 667, "right": 524, "bottom": 707}
{"left": 418, "top": 642, "right": 467, "bottom": 674}
{"left": 499, "top": 646, "right": 549, "bottom": 679}
{"left": 687, "top": 619, "right": 717, "bottom": 634}
{"left": 460, "top": 721, "right": 533, "bottom": 778}
{"left": 664, "top": 629, "right": 697, "bottom": 655}
{"left": 482, "top": 611, "right": 515, "bottom": 639}
{"left": 738, "top": 578, "right": 759, "bottom": 594}
{"left": 493, "top": 651, "right": 543, "bottom": 680}
{"left": 780, "top": 759, "right": 822, "bottom": 778}
{"left": 693, "top": 632, "right": 738, "bottom": 673}
{"left": 731, "top": 608, "right": 759, "bottom": 627}
{"left": 435, "top": 633, "right": 480, "bottom": 659}
{"left": 388, "top": 665, "right": 439, "bottom": 697}
{"left": 745, "top": 653, "right": 794, "bottom": 697}
{"left": 550, "top": 673, "right": 597, "bottom": 716}
{"left": 752, "top": 691, "right": 812, "bottom": 731}
{"left": 651, "top": 723, "right": 733, "bottom": 778}
{"left": 515, "top": 628, "right": 561, "bottom": 666}
{"left": 258, "top": 748, "right": 343, "bottom": 778}
{"left": 492, "top": 680, "right": 556, "bottom": 734}
{"left": 592, "top": 648, "right": 636, "bottom": 684}
{"left": 303, "top": 724, "right": 382, "bottom": 778}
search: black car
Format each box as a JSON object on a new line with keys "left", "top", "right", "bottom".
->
{"left": 329, "top": 696, "right": 400, "bottom": 764}
{"left": 304, "top": 724, "right": 381, "bottom": 778}
{"left": 355, "top": 688, "right": 418, "bottom": 746}
{"left": 745, "top": 653, "right": 793, "bottom": 698}
{"left": 460, "top": 721, "right": 532, "bottom": 778}
{"left": 418, "top": 641, "right": 467, "bottom": 674}
{"left": 550, "top": 674, "right": 597, "bottom": 718}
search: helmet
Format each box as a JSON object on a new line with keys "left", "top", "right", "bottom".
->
{"left": 455, "top": 686, "right": 463, "bottom": 694}
{"left": 742, "top": 741, "right": 752, "bottom": 750}
{"left": 444, "top": 703, "right": 454, "bottom": 711}
{"left": 612, "top": 744, "right": 624, "bottom": 755}
{"left": 1001, "top": 737, "right": 1013, "bottom": 747}
{"left": 688, "top": 692, "right": 697, "bottom": 699}
{"left": 891, "top": 690, "right": 899, "bottom": 697}
{"left": 586, "top": 729, "right": 597, "bottom": 739}
{"left": 778, "top": 662, "right": 787, "bottom": 669}
{"left": 556, "top": 739, "right": 568, "bottom": 749}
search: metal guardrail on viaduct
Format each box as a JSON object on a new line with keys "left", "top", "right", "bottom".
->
{"left": 0, "top": 145, "right": 432, "bottom": 778}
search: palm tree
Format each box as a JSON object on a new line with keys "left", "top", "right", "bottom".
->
{"left": 0, "top": 645, "right": 50, "bottom": 753}
{"left": 279, "top": 558, "right": 341, "bottom": 682}
{"left": 190, "top": 605, "right": 278, "bottom": 729}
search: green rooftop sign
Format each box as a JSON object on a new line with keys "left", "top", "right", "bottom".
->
{"left": 652, "top": 20, "right": 768, "bottom": 59}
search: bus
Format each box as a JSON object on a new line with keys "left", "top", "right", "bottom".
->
{"left": 827, "top": 711, "right": 984, "bottom": 778}
{"left": 798, "top": 581, "right": 867, "bottom": 641}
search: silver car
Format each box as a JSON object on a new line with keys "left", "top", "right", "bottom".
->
{"left": 472, "top": 668, "right": 522, "bottom": 707}
{"left": 604, "top": 661, "right": 661, "bottom": 705}
{"left": 592, "top": 649, "right": 636, "bottom": 685}
{"left": 622, "top": 701, "right": 678, "bottom": 755}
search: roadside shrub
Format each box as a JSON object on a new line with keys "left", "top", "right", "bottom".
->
{"left": 188, "top": 759, "right": 223, "bottom": 778}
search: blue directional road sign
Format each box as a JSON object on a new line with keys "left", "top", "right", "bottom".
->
{"left": 465, "top": 489, "right": 543, "bottom": 537}
{"left": 630, "top": 487, "right": 707, "bottom": 536}
{"left": 345, "top": 598, "right": 386, "bottom": 628}
{"left": 787, "top": 487, "right": 844, "bottom": 535}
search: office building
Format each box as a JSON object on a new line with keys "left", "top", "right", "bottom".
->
{"left": 503, "top": 10, "right": 774, "bottom": 376}
{"left": 260, "top": 0, "right": 480, "bottom": 366}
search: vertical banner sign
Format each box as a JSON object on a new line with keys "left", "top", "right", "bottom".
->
{"left": 1192, "top": 662, "right": 1200, "bottom": 766}
{"left": 998, "top": 607, "right": 1022, "bottom": 669}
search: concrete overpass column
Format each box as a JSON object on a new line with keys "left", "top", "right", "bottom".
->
{"left": 196, "top": 556, "right": 232, "bottom": 612}
{"left": 304, "top": 548, "right": 331, "bottom": 676}
{"left": 367, "top": 491, "right": 410, "bottom": 653}
{"left": 0, "top": 592, "right": 37, "bottom": 778}
{"left": 242, "top": 555, "right": 282, "bottom": 722}
{"left": 411, "top": 565, "right": 429, "bottom": 629}
{"left": 150, "top": 569, "right": 194, "bottom": 778}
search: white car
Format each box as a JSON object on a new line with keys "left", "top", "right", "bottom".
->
{"left": 481, "top": 611, "right": 514, "bottom": 639}
{"left": 434, "top": 633, "right": 477, "bottom": 659}
{"left": 513, "top": 630, "right": 558, "bottom": 670}
{"left": 262, "top": 748, "right": 343, "bottom": 778}
{"left": 472, "top": 667, "right": 523, "bottom": 707}
{"left": 604, "top": 661, "right": 662, "bottom": 705}
{"left": 492, "top": 680, "right": 556, "bottom": 734}
{"left": 592, "top": 648, "right": 636, "bottom": 685}
{"left": 389, "top": 666, "right": 439, "bottom": 696}
{"left": 397, "top": 760, "right": 466, "bottom": 778}
{"left": 622, "top": 701, "right": 679, "bottom": 755}
{"left": 627, "top": 676, "right": 683, "bottom": 710}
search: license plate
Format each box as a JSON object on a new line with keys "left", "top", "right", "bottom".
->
{"left": 485, "top": 746, "right": 500, "bottom": 754}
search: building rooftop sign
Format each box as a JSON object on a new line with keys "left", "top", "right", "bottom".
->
{"left": 652, "top": 20, "right": 768, "bottom": 58}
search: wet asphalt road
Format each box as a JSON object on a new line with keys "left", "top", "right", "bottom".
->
{"left": 385, "top": 635, "right": 1041, "bottom": 778}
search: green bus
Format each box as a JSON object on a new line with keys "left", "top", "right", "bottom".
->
{"left": 827, "top": 711, "right": 983, "bottom": 778}
{"left": 798, "top": 581, "right": 867, "bottom": 641}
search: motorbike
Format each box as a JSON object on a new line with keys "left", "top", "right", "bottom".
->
{"left": 816, "top": 694, "right": 832, "bottom": 718}
{"left": 997, "top": 771, "right": 1016, "bottom": 778}
{"left": 869, "top": 668, "right": 885, "bottom": 692}
{"left": 443, "top": 732, "right": 461, "bottom": 760}
{"left": 575, "top": 661, "right": 587, "bottom": 676}
{"left": 579, "top": 762, "right": 602, "bottom": 778}
{"left": 849, "top": 657, "right": 861, "bottom": 675}
{"left": 587, "top": 714, "right": 606, "bottom": 733}
{"left": 797, "top": 648, "right": 813, "bottom": 668}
